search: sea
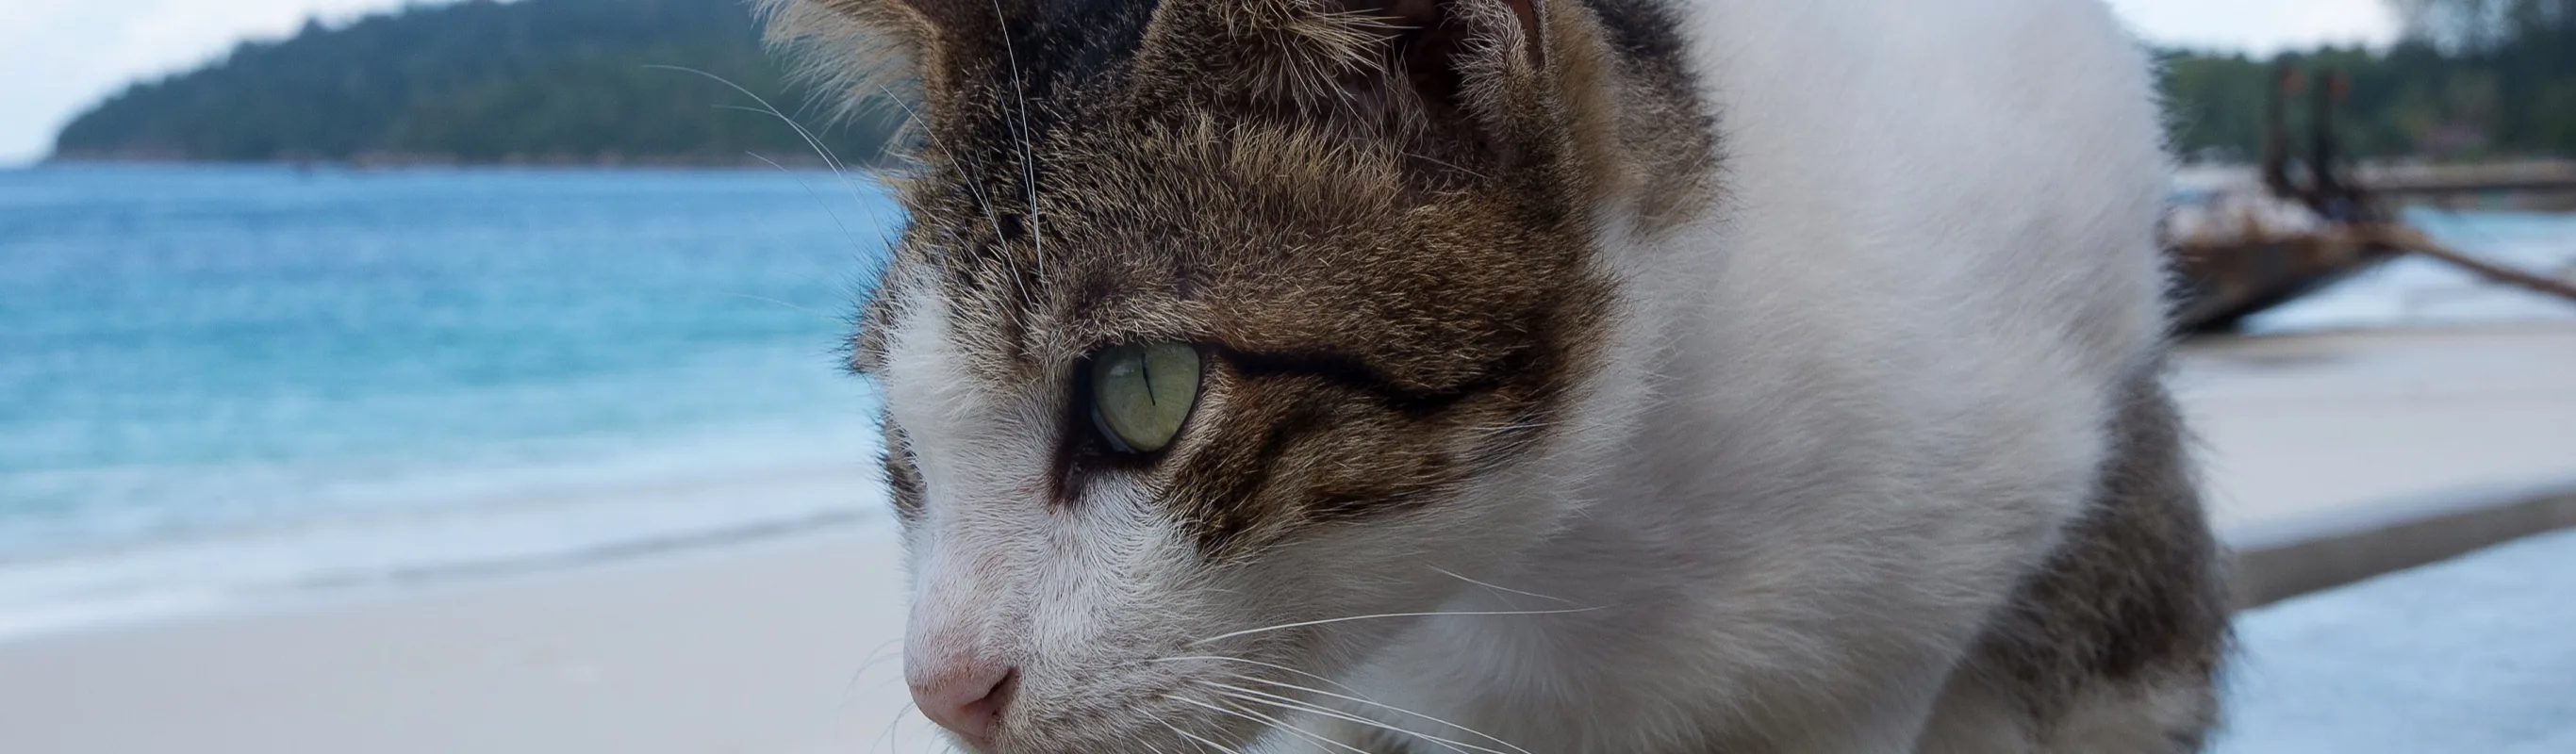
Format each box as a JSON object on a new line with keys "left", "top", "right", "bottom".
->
{"left": 0, "top": 165, "right": 895, "bottom": 638}
{"left": 2, "top": 164, "right": 2572, "bottom": 640}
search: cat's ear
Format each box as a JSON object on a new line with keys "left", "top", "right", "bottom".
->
{"left": 1133, "top": 0, "right": 1563, "bottom": 178}
{"left": 757, "top": 0, "right": 1012, "bottom": 123}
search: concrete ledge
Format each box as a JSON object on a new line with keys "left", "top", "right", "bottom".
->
{"left": 2217, "top": 528, "right": 2576, "bottom": 752}
{"left": 2229, "top": 480, "right": 2576, "bottom": 609}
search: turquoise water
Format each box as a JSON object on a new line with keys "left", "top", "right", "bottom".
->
{"left": 2221, "top": 528, "right": 2576, "bottom": 752}
{"left": 0, "top": 165, "right": 894, "bottom": 633}
{"left": 0, "top": 165, "right": 2570, "bottom": 637}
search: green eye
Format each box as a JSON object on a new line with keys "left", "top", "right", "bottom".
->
{"left": 1087, "top": 342, "right": 1203, "bottom": 454}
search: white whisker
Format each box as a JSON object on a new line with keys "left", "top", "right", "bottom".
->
{"left": 1201, "top": 682, "right": 1494, "bottom": 754}
{"left": 1146, "top": 655, "right": 1370, "bottom": 697}
{"left": 1158, "top": 717, "right": 1245, "bottom": 754}
{"left": 958, "top": 162, "right": 1042, "bottom": 311}
{"left": 1190, "top": 606, "right": 1610, "bottom": 647}
{"left": 740, "top": 150, "right": 877, "bottom": 257}
{"left": 710, "top": 104, "right": 851, "bottom": 176}
{"left": 1207, "top": 675, "right": 1533, "bottom": 754}
{"left": 846, "top": 636, "right": 906, "bottom": 691}
{"left": 1153, "top": 653, "right": 1496, "bottom": 752}
{"left": 1168, "top": 693, "right": 1291, "bottom": 742}
{"left": 1430, "top": 566, "right": 1577, "bottom": 605}
{"left": 1207, "top": 695, "right": 1374, "bottom": 754}
{"left": 646, "top": 65, "right": 860, "bottom": 197}
{"left": 724, "top": 291, "right": 846, "bottom": 324}
{"left": 1136, "top": 707, "right": 1183, "bottom": 754}
{"left": 987, "top": 0, "right": 1045, "bottom": 284}
{"left": 872, "top": 699, "right": 918, "bottom": 754}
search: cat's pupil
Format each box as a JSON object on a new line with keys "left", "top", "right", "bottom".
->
{"left": 1087, "top": 342, "right": 1202, "bottom": 454}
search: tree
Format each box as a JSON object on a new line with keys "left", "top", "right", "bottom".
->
{"left": 2392, "top": 0, "right": 2522, "bottom": 52}
{"left": 2157, "top": 1, "right": 2575, "bottom": 159}
{"left": 51, "top": 0, "right": 900, "bottom": 166}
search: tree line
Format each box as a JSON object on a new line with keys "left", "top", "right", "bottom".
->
{"left": 50, "top": 0, "right": 2576, "bottom": 166}
{"left": 2162, "top": 0, "right": 2574, "bottom": 161}
{"left": 50, "top": 0, "right": 900, "bottom": 166}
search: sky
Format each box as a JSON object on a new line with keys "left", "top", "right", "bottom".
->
{"left": 0, "top": 0, "right": 2402, "bottom": 166}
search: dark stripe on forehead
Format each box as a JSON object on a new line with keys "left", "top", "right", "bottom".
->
{"left": 935, "top": 0, "right": 1160, "bottom": 158}
{"left": 1017, "top": 0, "right": 1161, "bottom": 103}
{"left": 1191, "top": 401, "right": 1328, "bottom": 550}
{"left": 909, "top": 0, "right": 1163, "bottom": 349}
{"left": 1586, "top": 0, "right": 1693, "bottom": 74}
{"left": 1214, "top": 346, "right": 1535, "bottom": 418}
{"left": 1164, "top": 344, "right": 1577, "bottom": 560}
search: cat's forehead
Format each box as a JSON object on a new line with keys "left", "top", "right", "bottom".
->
{"left": 849, "top": 0, "right": 1599, "bottom": 392}
{"left": 902, "top": 0, "right": 1153, "bottom": 162}
{"left": 872, "top": 149, "right": 1572, "bottom": 403}
{"left": 883, "top": 114, "right": 1438, "bottom": 363}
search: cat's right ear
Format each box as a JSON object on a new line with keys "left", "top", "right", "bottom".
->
{"left": 757, "top": 0, "right": 1010, "bottom": 124}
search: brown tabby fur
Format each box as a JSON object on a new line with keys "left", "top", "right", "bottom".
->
{"left": 765, "top": 0, "right": 2227, "bottom": 748}
{"left": 784, "top": 0, "right": 1714, "bottom": 558}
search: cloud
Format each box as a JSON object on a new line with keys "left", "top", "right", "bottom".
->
{"left": 0, "top": 0, "right": 424, "bottom": 165}
{"left": 2105, "top": 0, "right": 2400, "bottom": 53}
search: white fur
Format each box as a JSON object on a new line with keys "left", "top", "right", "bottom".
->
{"left": 1294, "top": 2, "right": 2174, "bottom": 751}
{"left": 875, "top": 1, "right": 2176, "bottom": 751}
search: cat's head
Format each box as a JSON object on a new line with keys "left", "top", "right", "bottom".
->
{"left": 766, "top": 0, "right": 1697, "bottom": 749}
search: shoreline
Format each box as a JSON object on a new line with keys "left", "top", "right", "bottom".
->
{"left": 0, "top": 453, "right": 886, "bottom": 643}
{"left": 0, "top": 515, "right": 890, "bottom": 645}
{"left": 0, "top": 513, "right": 886, "bottom": 642}
{"left": 3, "top": 324, "right": 2570, "bottom": 637}
{"left": 0, "top": 324, "right": 2569, "bottom": 753}
{"left": 27, "top": 155, "right": 895, "bottom": 172}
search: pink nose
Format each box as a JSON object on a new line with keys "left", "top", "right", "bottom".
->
{"left": 910, "top": 661, "right": 1016, "bottom": 744}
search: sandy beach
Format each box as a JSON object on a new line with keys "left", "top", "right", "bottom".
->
{"left": 0, "top": 527, "right": 930, "bottom": 754}
{"left": 2174, "top": 325, "right": 2576, "bottom": 539}
{"left": 3, "top": 325, "right": 2572, "bottom": 754}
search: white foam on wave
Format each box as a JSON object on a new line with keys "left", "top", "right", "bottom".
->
{"left": 0, "top": 424, "right": 889, "bottom": 641}
{"left": 0, "top": 165, "right": 902, "bottom": 642}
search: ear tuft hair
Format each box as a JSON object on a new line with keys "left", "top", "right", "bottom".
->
{"left": 1128, "top": 0, "right": 1390, "bottom": 112}
{"left": 754, "top": 0, "right": 942, "bottom": 152}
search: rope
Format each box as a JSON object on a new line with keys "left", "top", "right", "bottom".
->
{"left": 2361, "top": 223, "right": 2576, "bottom": 304}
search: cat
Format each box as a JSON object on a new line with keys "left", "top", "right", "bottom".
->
{"left": 762, "top": 0, "right": 2229, "bottom": 751}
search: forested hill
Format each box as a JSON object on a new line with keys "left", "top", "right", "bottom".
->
{"left": 49, "top": 0, "right": 899, "bottom": 166}
{"left": 49, "top": 0, "right": 2575, "bottom": 166}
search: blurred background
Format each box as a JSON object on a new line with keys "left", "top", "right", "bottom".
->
{"left": 0, "top": 1, "right": 2570, "bottom": 753}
